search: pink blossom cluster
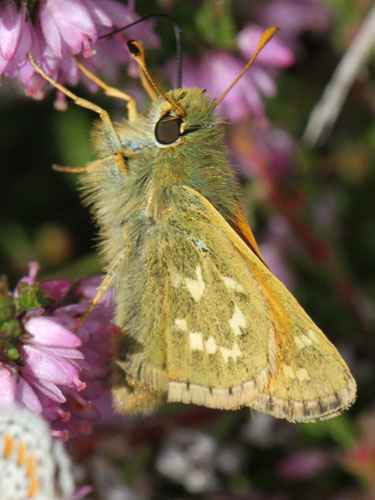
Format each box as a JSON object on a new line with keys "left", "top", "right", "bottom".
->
{"left": 0, "top": 0, "right": 158, "bottom": 108}
{"left": 0, "top": 263, "right": 117, "bottom": 440}
{"left": 175, "top": 24, "right": 294, "bottom": 122}
{"left": 173, "top": 0, "right": 330, "bottom": 122}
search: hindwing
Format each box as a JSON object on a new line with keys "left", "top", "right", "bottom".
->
{"left": 112, "top": 185, "right": 356, "bottom": 421}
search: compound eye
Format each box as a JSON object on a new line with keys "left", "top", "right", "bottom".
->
{"left": 155, "top": 115, "right": 182, "bottom": 145}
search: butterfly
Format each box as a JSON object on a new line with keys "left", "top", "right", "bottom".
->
{"left": 29, "top": 27, "right": 356, "bottom": 423}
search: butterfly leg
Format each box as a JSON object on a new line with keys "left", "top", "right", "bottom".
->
{"left": 112, "top": 369, "right": 166, "bottom": 414}
{"left": 28, "top": 55, "right": 123, "bottom": 148}
{"left": 77, "top": 249, "right": 127, "bottom": 332}
{"left": 74, "top": 58, "right": 138, "bottom": 122}
{"left": 76, "top": 44, "right": 157, "bottom": 103}
{"left": 52, "top": 152, "right": 128, "bottom": 176}
{"left": 139, "top": 69, "right": 157, "bottom": 101}
{"left": 52, "top": 165, "right": 91, "bottom": 174}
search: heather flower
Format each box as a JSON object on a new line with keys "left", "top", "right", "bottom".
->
{"left": 340, "top": 413, "right": 375, "bottom": 488}
{"left": 277, "top": 449, "right": 331, "bottom": 479}
{"left": 0, "top": 0, "right": 26, "bottom": 61}
{"left": 255, "top": 0, "right": 332, "bottom": 49}
{"left": 237, "top": 24, "right": 294, "bottom": 68}
{"left": 181, "top": 51, "right": 271, "bottom": 121}
{"left": 0, "top": 263, "right": 116, "bottom": 440}
{"left": 228, "top": 122, "right": 296, "bottom": 179}
{"left": 0, "top": 0, "right": 159, "bottom": 106}
{"left": 259, "top": 242, "right": 296, "bottom": 291}
{"left": 165, "top": 24, "right": 294, "bottom": 121}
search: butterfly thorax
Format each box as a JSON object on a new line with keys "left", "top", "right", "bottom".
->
{"left": 84, "top": 88, "right": 242, "bottom": 266}
{"left": 131, "top": 89, "right": 239, "bottom": 221}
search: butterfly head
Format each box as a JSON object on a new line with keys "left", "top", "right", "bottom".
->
{"left": 149, "top": 88, "right": 219, "bottom": 149}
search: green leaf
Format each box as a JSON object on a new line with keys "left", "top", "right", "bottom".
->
{"left": 195, "top": 2, "right": 237, "bottom": 50}
{"left": 299, "top": 414, "right": 357, "bottom": 449}
{"left": 0, "top": 276, "right": 16, "bottom": 322}
{"left": 16, "top": 282, "right": 47, "bottom": 312}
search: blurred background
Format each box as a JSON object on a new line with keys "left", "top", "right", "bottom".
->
{"left": 0, "top": 0, "right": 374, "bottom": 499}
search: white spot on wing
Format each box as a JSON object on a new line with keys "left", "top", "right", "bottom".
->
{"left": 296, "top": 367, "right": 310, "bottom": 381}
{"left": 307, "top": 329, "right": 319, "bottom": 342}
{"left": 189, "top": 332, "right": 204, "bottom": 351}
{"left": 300, "top": 334, "right": 313, "bottom": 347}
{"left": 294, "top": 330, "right": 319, "bottom": 350}
{"left": 282, "top": 364, "right": 296, "bottom": 379}
{"left": 205, "top": 336, "right": 217, "bottom": 354}
{"left": 174, "top": 318, "right": 187, "bottom": 331}
{"left": 229, "top": 303, "right": 247, "bottom": 336}
{"left": 185, "top": 265, "right": 205, "bottom": 302}
{"left": 220, "top": 342, "right": 241, "bottom": 363}
{"left": 221, "top": 276, "right": 244, "bottom": 293}
{"left": 294, "top": 337, "right": 305, "bottom": 350}
{"left": 173, "top": 273, "right": 183, "bottom": 288}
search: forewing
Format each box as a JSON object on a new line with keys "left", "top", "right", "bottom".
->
{"left": 112, "top": 184, "right": 276, "bottom": 411}
{"left": 112, "top": 184, "right": 355, "bottom": 419}
{"left": 162, "top": 192, "right": 277, "bottom": 410}
{"left": 178, "top": 185, "right": 356, "bottom": 422}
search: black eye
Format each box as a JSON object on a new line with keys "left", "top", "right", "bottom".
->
{"left": 155, "top": 116, "right": 182, "bottom": 145}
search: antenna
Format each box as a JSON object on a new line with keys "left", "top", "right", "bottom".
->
{"left": 215, "top": 26, "right": 278, "bottom": 108}
{"left": 99, "top": 13, "right": 183, "bottom": 89}
{"left": 127, "top": 40, "right": 185, "bottom": 116}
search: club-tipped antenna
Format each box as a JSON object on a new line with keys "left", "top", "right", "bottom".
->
{"left": 99, "top": 13, "right": 183, "bottom": 89}
{"left": 127, "top": 40, "right": 185, "bottom": 116}
{"left": 215, "top": 26, "right": 279, "bottom": 108}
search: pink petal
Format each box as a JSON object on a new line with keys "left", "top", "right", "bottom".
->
{"left": 251, "top": 66, "right": 276, "bottom": 96}
{"left": 39, "top": 345, "right": 84, "bottom": 360}
{"left": 4, "top": 19, "right": 32, "bottom": 74}
{"left": 0, "top": 52, "right": 8, "bottom": 74}
{"left": 15, "top": 261, "right": 40, "bottom": 290}
{"left": 278, "top": 449, "right": 331, "bottom": 479}
{"left": 256, "top": 0, "right": 331, "bottom": 41}
{"left": 21, "top": 345, "right": 81, "bottom": 385}
{"left": 259, "top": 243, "right": 295, "bottom": 290}
{"left": 78, "top": 357, "right": 107, "bottom": 378}
{"left": 241, "top": 80, "right": 264, "bottom": 118}
{"left": 16, "top": 377, "right": 42, "bottom": 413}
{"left": 238, "top": 25, "right": 294, "bottom": 67}
{"left": 72, "top": 485, "right": 94, "bottom": 500}
{"left": 41, "top": 279, "right": 71, "bottom": 301}
{"left": 5, "top": 22, "right": 43, "bottom": 85}
{"left": 26, "top": 316, "right": 82, "bottom": 347}
{"left": 0, "top": 1, "right": 25, "bottom": 60}
{"left": 0, "top": 366, "right": 16, "bottom": 405}
{"left": 46, "top": 0, "right": 97, "bottom": 54}
{"left": 39, "top": 3, "right": 62, "bottom": 58}
{"left": 28, "top": 376, "right": 66, "bottom": 403}
{"left": 81, "top": 0, "right": 113, "bottom": 27}
{"left": 98, "top": 0, "right": 136, "bottom": 23}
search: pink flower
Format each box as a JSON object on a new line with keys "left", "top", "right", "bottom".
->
{"left": 256, "top": 0, "right": 332, "bottom": 49}
{"left": 40, "top": 0, "right": 97, "bottom": 58}
{"left": 229, "top": 123, "right": 296, "bottom": 179}
{"left": 259, "top": 242, "right": 295, "bottom": 291}
{"left": 165, "top": 24, "right": 294, "bottom": 122}
{"left": 0, "top": 263, "right": 116, "bottom": 440}
{"left": 238, "top": 25, "right": 294, "bottom": 67}
{"left": 0, "top": 367, "right": 16, "bottom": 405}
{"left": 0, "top": 0, "right": 26, "bottom": 61}
{"left": 0, "top": 0, "right": 159, "bottom": 105}
{"left": 166, "top": 52, "right": 266, "bottom": 121}
{"left": 277, "top": 449, "right": 331, "bottom": 479}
